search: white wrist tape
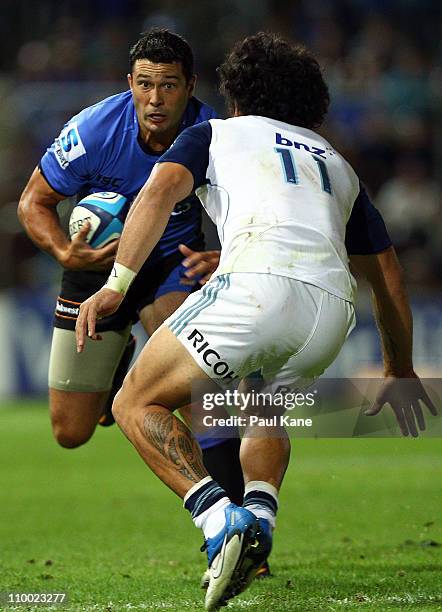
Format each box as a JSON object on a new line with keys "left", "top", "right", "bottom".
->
{"left": 105, "top": 263, "right": 136, "bottom": 296}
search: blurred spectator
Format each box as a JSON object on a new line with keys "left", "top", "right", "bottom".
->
{"left": 375, "top": 154, "right": 440, "bottom": 285}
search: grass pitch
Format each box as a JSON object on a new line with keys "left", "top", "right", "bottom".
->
{"left": 0, "top": 400, "right": 441, "bottom": 611}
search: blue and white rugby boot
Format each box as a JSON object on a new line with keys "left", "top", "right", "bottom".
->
{"left": 203, "top": 503, "right": 260, "bottom": 611}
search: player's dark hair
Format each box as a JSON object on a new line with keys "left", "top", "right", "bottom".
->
{"left": 218, "top": 32, "right": 330, "bottom": 129}
{"left": 129, "top": 28, "right": 194, "bottom": 82}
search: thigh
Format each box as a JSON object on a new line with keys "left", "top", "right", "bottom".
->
{"left": 134, "top": 245, "right": 204, "bottom": 336}
{"left": 120, "top": 325, "right": 216, "bottom": 412}
{"left": 48, "top": 326, "right": 131, "bottom": 442}
{"left": 139, "top": 291, "right": 189, "bottom": 337}
{"left": 49, "top": 326, "right": 131, "bottom": 393}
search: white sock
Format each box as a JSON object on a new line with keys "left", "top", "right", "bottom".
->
{"left": 243, "top": 480, "right": 278, "bottom": 529}
{"left": 183, "top": 477, "right": 231, "bottom": 539}
{"left": 194, "top": 497, "right": 231, "bottom": 539}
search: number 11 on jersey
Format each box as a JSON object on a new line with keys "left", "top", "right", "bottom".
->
{"left": 274, "top": 148, "right": 333, "bottom": 195}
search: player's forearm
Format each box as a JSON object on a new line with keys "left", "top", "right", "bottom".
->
{"left": 114, "top": 163, "right": 194, "bottom": 275}
{"left": 18, "top": 168, "right": 69, "bottom": 262}
{"left": 115, "top": 184, "right": 175, "bottom": 273}
{"left": 371, "top": 263, "right": 414, "bottom": 377}
{"left": 18, "top": 194, "right": 69, "bottom": 261}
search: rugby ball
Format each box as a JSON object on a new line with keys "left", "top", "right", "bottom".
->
{"left": 69, "top": 192, "right": 129, "bottom": 248}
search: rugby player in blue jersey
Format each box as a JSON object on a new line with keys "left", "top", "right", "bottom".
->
{"left": 18, "top": 29, "right": 246, "bottom": 509}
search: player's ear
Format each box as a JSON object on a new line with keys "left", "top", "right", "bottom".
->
{"left": 127, "top": 73, "right": 133, "bottom": 90}
{"left": 187, "top": 75, "right": 196, "bottom": 96}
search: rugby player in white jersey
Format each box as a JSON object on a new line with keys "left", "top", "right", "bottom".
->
{"left": 76, "top": 33, "right": 436, "bottom": 610}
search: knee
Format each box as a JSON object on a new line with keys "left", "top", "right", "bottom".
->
{"left": 51, "top": 417, "right": 94, "bottom": 449}
{"left": 112, "top": 385, "right": 151, "bottom": 431}
{"left": 112, "top": 387, "right": 127, "bottom": 427}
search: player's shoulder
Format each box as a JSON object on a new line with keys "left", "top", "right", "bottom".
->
{"left": 181, "top": 97, "right": 218, "bottom": 129}
{"left": 70, "top": 90, "right": 134, "bottom": 143}
{"left": 292, "top": 124, "right": 360, "bottom": 191}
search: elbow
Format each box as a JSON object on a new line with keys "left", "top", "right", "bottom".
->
{"left": 395, "top": 261, "right": 406, "bottom": 287}
{"left": 17, "top": 193, "right": 28, "bottom": 228}
{"left": 17, "top": 189, "right": 37, "bottom": 232}
{"left": 362, "top": 247, "right": 407, "bottom": 296}
{"left": 380, "top": 250, "right": 408, "bottom": 298}
{"left": 386, "top": 247, "right": 406, "bottom": 286}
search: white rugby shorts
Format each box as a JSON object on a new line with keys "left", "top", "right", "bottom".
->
{"left": 165, "top": 273, "right": 355, "bottom": 390}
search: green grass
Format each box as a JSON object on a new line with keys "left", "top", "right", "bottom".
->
{"left": 0, "top": 400, "right": 441, "bottom": 611}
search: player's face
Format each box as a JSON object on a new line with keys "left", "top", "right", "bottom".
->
{"left": 128, "top": 60, "right": 195, "bottom": 149}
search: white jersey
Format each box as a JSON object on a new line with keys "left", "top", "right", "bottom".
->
{"left": 161, "top": 115, "right": 391, "bottom": 304}
{"left": 196, "top": 117, "right": 359, "bottom": 301}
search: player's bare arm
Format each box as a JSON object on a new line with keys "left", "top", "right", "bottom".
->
{"left": 350, "top": 246, "right": 437, "bottom": 436}
{"left": 124, "top": 206, "right": 220, "bottom": 287}
{"left": 76, "top": 162, "right": 193, "bottom": 350}
{"left": 18, "top": 167, "right": 117, "bottom": 271}
{"left": 350, "top": 247, "right": 413, "bottom": 376}
{"left": 123, "top": 186, "right": 220, "bottom": 285}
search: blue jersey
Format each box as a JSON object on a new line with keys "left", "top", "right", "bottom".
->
{"left": 40, "top": 91, "right": 217, "bottom": 260}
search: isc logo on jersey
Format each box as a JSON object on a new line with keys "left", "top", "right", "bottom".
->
{"left": 69, "top": 192, "right": 129, "bottom": 248}
{"left": 54, "top": 122, "right": 86, "bottom": 169}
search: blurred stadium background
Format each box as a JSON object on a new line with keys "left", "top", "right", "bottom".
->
{"left": 0, "top": 0, "right": 440, "bottom": 399}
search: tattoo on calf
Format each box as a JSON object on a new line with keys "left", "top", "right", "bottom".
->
{"left": 144, "top": 411, "right": 208, "bottom": 483}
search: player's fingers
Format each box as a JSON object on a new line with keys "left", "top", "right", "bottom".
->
{"left": 184, "top": 260, "right": 211, "bottom": 278}
{"left": 76, "top": 221, "right": 91, "bottom": 241}
{"left": 92, "top": 242, "right": 118, "bottom": 266}
{"left": 412, "top": 400, "right": 425, "bottom": 431}
{"left": 179, "top": 277, "right": 197, "bottom": 287}
{"left": 181, "top": 251, "right": 205, "bottom": 269}
{"left": 207, "top": 251, "right": 221, "bottom": 263}
{"left": 178, "top": 244, "right": 194, "bottom": 258}
{"left": 95, "top": 255, "right": 117, "bottom": 270}
{"left": 75, "top": 306, "right": 88, "bottom": 353}
{"left": 87, "top": 303, "right": 97, "bottom": 340}
{"left": 179, "top": 246, "right": 220, "bottom": 270}
{"left": 364, "top": 399, "right": 383, "bottom": 416}
{"left": 199, "top": 272, "right": 213, "bottom": 285}
{"left": 179, "top": 244, "right": 206, "bottom": 268}
{"left": 98, "top": 239, "right": 119, "bottom": 255}
{"left": 420, "top": 388, "right": 438, "bottom": 416}
{"left": 403, "top": 405, "right": 418, "bottom": 437}
{"left": 390, "top": 405, "right": 409, "bottom": 436}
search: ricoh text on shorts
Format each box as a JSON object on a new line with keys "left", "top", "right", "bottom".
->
{"left": 165, "top": 272, "right": 355, "bottom": 391}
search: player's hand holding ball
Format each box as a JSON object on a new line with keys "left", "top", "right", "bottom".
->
{"left": 60, "top": 220, "right": 118, "bottom": 272}
{"left": 62, "top": 192, "right": 129, "bottom": 272}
